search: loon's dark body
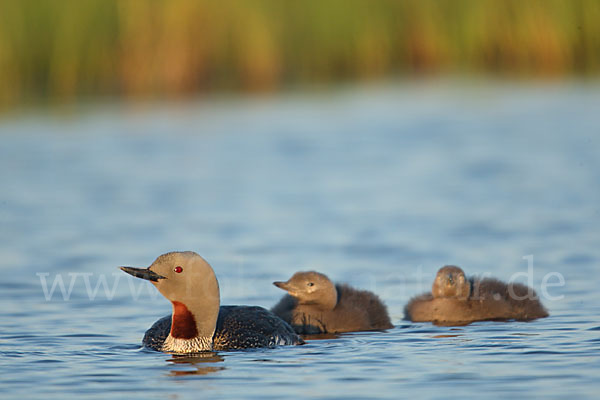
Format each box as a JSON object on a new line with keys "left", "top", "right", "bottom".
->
{"left": 143, "top": 305, "right": 303, "bottom": 351}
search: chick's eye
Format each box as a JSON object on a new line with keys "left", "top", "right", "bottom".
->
{"left": 307, "top": 282, "right": 314, "bottom": 287}
{"left": 174, "top": 266, "right": 183, "bottom": 273}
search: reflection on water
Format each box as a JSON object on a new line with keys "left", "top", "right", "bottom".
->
{"left": 431, "top": 334, "right": 463, "bottom": 339}
{"left": 301, "top": 333, "right": 342, "bottom": 341}
{"left": 1, "top": 83, "right": 599, "bottom": 399}
{"left": 169, "top": 367, "right": 225, "bottom": 377}
{"left": 167, "top": 353, "right": 225, "bottom": 377}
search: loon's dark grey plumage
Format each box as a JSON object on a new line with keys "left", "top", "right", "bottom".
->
{"left": 272, "top": 271, "right": 393, "bottom": 334}
{"left": 120, "top": 251, "right": 303, "bottom": 353}
{"left": 143, "top": 306, "right": 302, "bottom": 351}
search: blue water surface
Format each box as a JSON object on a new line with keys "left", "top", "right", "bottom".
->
{"left": 1, "top": 81, "right": 599, "bottom": 399}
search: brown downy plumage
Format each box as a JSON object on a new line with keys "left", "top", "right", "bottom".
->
{"left": 271, "top": 271, "right": 393, "bottom": 334}
{"left": 404, "top": 265, "right": 549, "bottom": 325}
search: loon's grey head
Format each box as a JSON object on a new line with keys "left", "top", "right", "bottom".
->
{"left": 274, "top": 271, "right": 338, "bottom": 311}
{"left": 432, "top": 265, "right": 470, "bottom": 300}
{"left": 120, "top": 251, "right": 220, "bottom": 342}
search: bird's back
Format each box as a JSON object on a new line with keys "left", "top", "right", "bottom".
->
{"left": 404, "top": 277, "right": 549, "bottom": 324}
{"left": 334, "top": 284, "right": 393, "bottom": 331}
{"left": 271, "top": 284, "right": 393, "bottom": 334}
{"left": 213, "top": 306, "right": 303, "bottom": 349}
{"left": 142, "top": 305, "right": 303, "bottom": 351}
{"left": 472, "top": 278, "right": 549, "bottom": 320}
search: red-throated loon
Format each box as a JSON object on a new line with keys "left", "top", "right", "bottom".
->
{"left": 271, "top": 271, "right": 393, "bottom": 334}
{"left": 120, "top": 251, "right": 303, "bottom": 353}
{"left": 404, "top": 265, "right": 549, "bottom": 325}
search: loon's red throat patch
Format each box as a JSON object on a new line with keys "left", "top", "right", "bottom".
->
{"left": 170, "top": 301, "right": 198, "bottom": 339}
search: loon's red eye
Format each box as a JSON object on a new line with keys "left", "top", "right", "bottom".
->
{"left": 174, "top": 266, "right": 183, "bottom": 273}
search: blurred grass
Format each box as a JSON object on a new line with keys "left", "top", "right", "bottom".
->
{"left": 1, "top": 0, "right": 599, "bottom": 109}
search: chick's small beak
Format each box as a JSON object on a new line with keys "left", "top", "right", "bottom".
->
{"left": 120, "top": 266, "right": 166, "bottom": 282}
{"left": 273, "top": 281, "right": 289, "bottom": 290}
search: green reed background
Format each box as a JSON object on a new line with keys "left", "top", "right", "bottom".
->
{"left": 1, "top": 0, "right": 599, "bottom": 109}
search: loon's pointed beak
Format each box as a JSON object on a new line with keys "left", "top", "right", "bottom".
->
{"left": 120, "top": 266, "right": 166, "bottom": 282}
